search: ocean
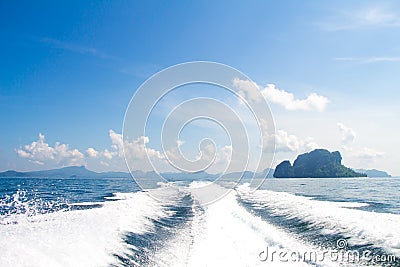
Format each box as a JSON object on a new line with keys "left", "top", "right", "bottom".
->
{"left": 0, "top": 177, "right": 399, "bottom": 266}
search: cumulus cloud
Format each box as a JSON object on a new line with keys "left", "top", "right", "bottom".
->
{"left": 17, "top": 133, "right": 85, "bottom": 166}
{"left": 86, "top": 147, "right": 99, "bottom": 158}
{"left": 16, "top": 129, "right": 276, "bottom": 174}
{"left": 163, "top": 139, "right": 235, "bottom": 174}
{"left": 87, "top": 130, "right": 167, "bottom": 172}
{"left": 17, "top": 130, "right": 169, "bottom": 172}
{"left": 233, "top": 78, "right": 263, "bottom": 103}
{"left": 208, "top": 145, "right": 233, "bottom": 173}
{"left": 233, "top": 78, "right": 329, "bottom": 111}
{"left": 109, "top": 129, "right": 124, "bottom": 157}
{"left": 274, "top": 130, "right": 318, "bottom": 153}
{"left": 85, "top": 130, "right": 123, "bottom": 160}
{"left": 337, "top": 123, "right": 356, "bottom": 144}
{"left": 262, "top": 84, "right": 329, "bottom": 111}
{"left": 125, "top": 136, "right": 164, "bottom": 161}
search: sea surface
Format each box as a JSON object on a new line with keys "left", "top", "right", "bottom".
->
{"left": 0, "top": 177, "right": 399, "bottom": 267}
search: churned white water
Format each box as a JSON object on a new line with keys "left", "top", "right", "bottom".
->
{"left": 0, "top": 190, "right": 172, "bottom": 267}
{"left": 0, "top": 179, "right": 398, "bottom": 266}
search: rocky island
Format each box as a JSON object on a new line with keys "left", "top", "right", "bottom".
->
{"left": 274, "top": 149, "right": 367, "bottom": 178}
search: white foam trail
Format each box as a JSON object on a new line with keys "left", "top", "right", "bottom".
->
{"left": 145, "top": 201, "right": 198, "bottom": 267}
{"left": 0, "top": 188, "right": 176, "bottom": 267}
{"left": 2, "top": 183, "right": 394, "bottom": 266}
{"left": 68, "top": 202, "right": 103, "bottom": 206}
{"left": 332, "top": 202, "right": 369, "bottom": 208}
{"left": 188, "top": 181, "right": 213, "bottom": 189}
{"left": 188, "top": 182, "right": 232, "bottom": 206}
{"left": 179, "top": 183, "right": 337, "bottom": 267}
{"left": 237, "top": 183, "right": 400, "bottom": 256}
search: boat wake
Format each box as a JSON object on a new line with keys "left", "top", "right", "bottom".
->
{"left": 0, "top": 182, "right": 399, "bottom": 266}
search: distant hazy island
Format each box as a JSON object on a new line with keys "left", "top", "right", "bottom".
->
{"left": 355, "top": 169, "right": 391, "bottom": 178}
{"left": 274, "top": 149, "right": 367, "bottom": 178}
{"left": 0, "top": 153, "right": 391, "bottom": 179}
{"left": 0, "top": 166, "right": 132, "bottom": 179}
{"left": 0, "top": 166, "right": 275, "bottom": 180}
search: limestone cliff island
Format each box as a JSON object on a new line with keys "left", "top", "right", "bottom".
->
{"left": 273, "top": 149, "right": 367, "bottom": 178}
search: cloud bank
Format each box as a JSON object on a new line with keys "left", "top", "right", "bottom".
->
{"left": 233, "top": 78, "right": 329, "bottom": 111}
{"left": 17, "top": 133, "right": 85, "bottom": 166}
{"left": 17, "top": 130, "right": 235, "bottom": 173}
{"left": 274, "top": 130, "right": 318, "bottom": 153}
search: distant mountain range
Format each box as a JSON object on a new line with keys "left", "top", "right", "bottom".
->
{"left": 0, "top": 164, "right": 390, "bottom": 179}
{"left": 0, "top": 166, "right": 275, "bottom": 179}
{"left": 0, "top": 166, "right": 131, "bottom": 178}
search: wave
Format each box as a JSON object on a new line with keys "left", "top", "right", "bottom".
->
{"left": 237, "top": 183, "right": 400, "bottom": 257}
{"left": 0, "top": 189, "right": 68, "bottom": 219}
{"left": 150, "top": 183, "right": 340, "bottom": 267}
{"left": 186, "top": 190, "right": 316, "bottom": 266}
{"left": 0, "top": 187, "right": 186, "bottom": 267}
{"left": 1, "top": 183, "right": 399, "bottom": 266}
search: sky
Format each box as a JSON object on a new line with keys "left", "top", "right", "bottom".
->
{"left": 1, "top": 1, "right": 399, "bottom": 175}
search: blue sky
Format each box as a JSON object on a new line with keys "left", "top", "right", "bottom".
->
{"left": 1, "top": 1, "right": 399, "bottom": 175}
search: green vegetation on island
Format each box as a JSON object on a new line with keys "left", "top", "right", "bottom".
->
{"left": 274, "top": 149, "right": 367, "bottom": 178}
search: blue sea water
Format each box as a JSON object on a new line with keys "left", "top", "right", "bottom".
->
{"left": 0, "top": 177, "right": 399, "bottom": 266}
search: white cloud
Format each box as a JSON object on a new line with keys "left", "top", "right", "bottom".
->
{"left": 124, "top": 136, "right": 164, "bottom": 161}
{"left": 209, "top": 145, "right": 233, "bottom": 173}
{"left": 92, "top": 130, "right": 167, "bottom": 172}
{"left": 16, "top": 130, "right": 235, "bottom": 173}
{"left": 337, "top": 123, "right": 356, "bottom": 144}
{"left": 233, "top": 78, "right": 329, "bottom": 111}
{"left": 85, "top": 130, "right": 123, "bottom": 160}
{"left": 163, "top": 139, "right": 235, "bottom": 174}
{"left": 322, "top": 6, "right": 400, "bottom": 31}
{"left": 102, "top": 149, "right": 114, "bottom": 160}
{"left": 233, "top": 78, "right": 263, "bottom": 103}
{"left": 262, "top": 84, "right": 329, "bottom": 111}
{"left": 109, "top": 129, "right": 124, "bottom": 157}
{"left": 274, "top": 130, "right": 318, "bottom": 153}
{"left": 100, "top": 161, "right": 109, "bottom": 167}
{"left": 13, "top": 127, "right": 321, "bottom": 174}
{"left": 86, "top": 147, "right": 99, "bottom": 158}
{"left": 19, "top": 128, "right": 306, "bottom": 174}
{"left": 17, "top": 133, "right": 85, "bottom": 166}
{"left": 16, "top": 130, "right": 169, "bottom": 172}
